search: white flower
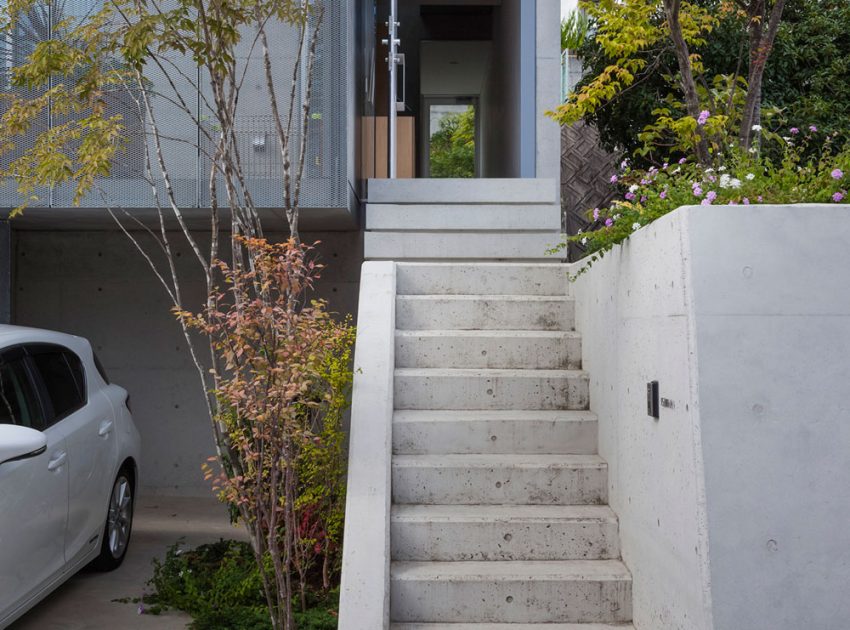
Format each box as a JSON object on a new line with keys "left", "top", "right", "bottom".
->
{"left": 718, "top": 166, "right": 727, "bottom": 172}
{"left": 752, "top": 124, "right": 762, "bottom": 131}
{"left": 581, "top": 237, "right": 588, "bottom": 245}
{"left": 719, "top": 174, "right": 742, "bottom": 189}
{"left": 672, "top": 166, "right": 681, "bottom": 174}
{"left": 746, "top": 173, "right": 755, "bottom": 180}
{"left": 613, "top": 214, "right": 621, "bottom": 221}
{"left": 628, "top": 184, "right": 639, "bottom": 193}
{"left": 705, "top": 167, "right": 715, "bottom": 173}
{"left": 632, "top": 222, "right": 641, "bottom": 231}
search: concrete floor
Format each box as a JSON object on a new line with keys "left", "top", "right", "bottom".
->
{"left": 10, "top": 494, "right": 249, "bottom": 630}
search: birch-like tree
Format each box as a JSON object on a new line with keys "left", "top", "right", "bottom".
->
{"left": 0, "top": 1, "right": 351, "bottom": 627}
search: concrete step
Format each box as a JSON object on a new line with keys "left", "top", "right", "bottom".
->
{"left": 394, "top": 368, "right": 589, "bottom": 411}
{"left": 396, "top": 263, "right": 570, "bottom": 297}
{"left": 390, "top": 560, "right": 632, "bottom": 623}
{"left": 392, "top": 454, "right": 607, "bottom": 505}
{"left": 395, "top": 330, "right": 581, "bottom": 370}
{"left": 367, "top": 204, "right": 561, "bottom": 231}
{"left": 396, "top": 295, "right": 574, "bottom": 332}
{"left": 392, "top": 624, "right": 635, "bottom": 629}
{"left": 366, "top": 231, "right": 562, "bottom": 261}
{"left": 367, "top": 178, "right": 559, "bottom": 205}
{"left": 391, "top": 505, "right": 619, "bottom": 561}
{"left": 393, "top": 410, "right": 597, "bottom": 455}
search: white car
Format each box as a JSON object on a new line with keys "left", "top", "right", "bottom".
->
{"left": 0, "top": 326, "right": 141, "bottom": 628}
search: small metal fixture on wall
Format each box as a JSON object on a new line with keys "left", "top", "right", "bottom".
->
{"left": 647, "top": 380, "right": 660, "bottom": 419}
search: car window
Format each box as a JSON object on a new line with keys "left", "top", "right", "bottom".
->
{"left": 29, "top": 348, "right": 86, "bottom": 422}
{"left": 0, "top": 354, "right": 44, "bottom": 429}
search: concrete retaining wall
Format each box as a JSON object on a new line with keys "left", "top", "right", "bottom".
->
{"left": 12, "top": 229, "right": 362, "bottom": 495}
{"left": 572, "top": 204, "right": 850, "bottom": 630}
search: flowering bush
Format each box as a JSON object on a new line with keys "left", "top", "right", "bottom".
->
{"left": 562, "top": 128, "right": 850, "bottom": 274}
{"left": 179, "top": 238, "right": 355, "bottom": 630}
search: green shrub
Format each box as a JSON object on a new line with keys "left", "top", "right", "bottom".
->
{"left": 145, "top": 540, "right": 339, "bottom": 630}
{"left": 559, "top": 131, "right": 850, "bottom": 275}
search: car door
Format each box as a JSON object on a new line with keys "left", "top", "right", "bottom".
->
{"left": 27, "top": 345, "right": 117, "bottom": 570}
{"left": 0, "top": 347, "right": 69, "bottom": 620}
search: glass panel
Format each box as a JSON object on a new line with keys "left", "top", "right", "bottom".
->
{"left": 428, "top": 104, "right": 475, "bottom": 178}
{"left": 0, "top": 355, "right": 43, "bottom": 429}
{"left": 30, "top": 349, "right": 85, "bottom": 421}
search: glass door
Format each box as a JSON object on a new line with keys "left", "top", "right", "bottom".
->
{"left": 422, "top": 96, "right": 479, "bottom": 178}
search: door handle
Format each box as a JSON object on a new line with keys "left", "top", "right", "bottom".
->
{"left": 98, "top": 419, "right": 114, "bottom": 437}
{"left": 47, "top": 451, "right": 67, "bottom": 471}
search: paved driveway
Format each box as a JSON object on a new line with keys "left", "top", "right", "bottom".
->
{"left": 10, "top": 495, "right": 249, "bottom": 630}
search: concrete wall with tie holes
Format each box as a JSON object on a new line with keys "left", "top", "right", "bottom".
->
{"left": 11, "top": 229, "right": 363, "bottom": 495}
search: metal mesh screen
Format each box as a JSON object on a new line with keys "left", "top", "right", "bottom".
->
{"left": 1, "top": 0, "right": 348, "bottom": 212}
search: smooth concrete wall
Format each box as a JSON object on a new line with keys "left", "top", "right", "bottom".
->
{"left": 572, "top": 204, "right": 850, "bottom": 630}
{"left": 535, "top": 0, "right": 561, "bottom": 182}
{"left": 687, "top": 205, "right": 850, "bottom": 630}
{"left": 482, "top": 0, "right": 521, "bottom": 178}
{"left": 572, "top": 210, "right": 714, "bottom": 630}
{"left": 12, "top": 229, "right": 363, "bottom": 496}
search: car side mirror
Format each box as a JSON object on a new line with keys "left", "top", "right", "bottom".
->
{"left": 0, "top": 425, "right": 47, "bottom": 465}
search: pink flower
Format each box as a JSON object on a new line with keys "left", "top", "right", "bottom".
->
{"left": 809, "top": 125, "right": 818, "bottom": 133}
{"left": 757, "top": 195, "right": 764, "bottom": 202}
{"left": 679, "top": 157, "right": 687, "bottom": 165}
{"left": 697, "top": 110, "right": 710, "bottom": 125}
{"left": 790, "top": 127, "right": 800, "bottom": 135}
{"left": 701, "top": 198, "right": 712, "bottom": 205}
{"left": 605, "top": 218, "right": 614, "bottom": 227}
{"left": 659, "top": 190, "right": 667, "bottom": 200}
{"left": 832, "top": 169, "right": 844, "bottom": 180}
{"left": 706, "top": 191, "right": 718, "bottom": 202}
{"left": 592, "top": 207, "right": 600, "bottom": 220}
{"left": 742, "top": 197, "right": 750, "bottom": 205}
{"left": 834, "top": 191, "right": 846, "bottom": 203}
{"left": 692, "top": 186, "right": 703, "bottom": 197}
{"left": 640, "top": 195, "right": 647, "bottom": 203}
{"left": 625, "top": 192, "right": 636, "bottom": 201}
{"left": 610, "top": 174, "right": 619, "bottom": 184}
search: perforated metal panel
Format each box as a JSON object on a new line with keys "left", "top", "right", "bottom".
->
{"left": 1, "top": 0, "right": 349, "bottom": 213}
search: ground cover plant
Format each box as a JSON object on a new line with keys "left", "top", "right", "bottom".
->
{"left": 140, "top": 539, "right": 338, "bottom": 630}
{"left": 557, "top": 128, "right": 849, "bottom": 274}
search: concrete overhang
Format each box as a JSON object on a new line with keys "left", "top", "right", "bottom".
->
{"left": 7, "top": 205, "right": 359, "bottom": 232}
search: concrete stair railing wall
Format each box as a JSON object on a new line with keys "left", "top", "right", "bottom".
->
{"left": 339, "top": 260, "right": 635, "bottom": 628}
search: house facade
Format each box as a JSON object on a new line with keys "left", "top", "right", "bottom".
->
{"left": 1, "top": 0, "right": 562, "bottom": 494}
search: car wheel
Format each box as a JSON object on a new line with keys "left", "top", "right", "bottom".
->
{"left": 90, "top": 469, "right": 134, "bottom": 571}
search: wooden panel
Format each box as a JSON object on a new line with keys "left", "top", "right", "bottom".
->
{"left": 366, "top": 116, "right": 416, "bottom": 179}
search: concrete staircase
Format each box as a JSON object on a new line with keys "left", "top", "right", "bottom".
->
{"left": 388, "top": 263, "right": 633, "bottom": 628}
{"left": 364, "top": 179, "right": 562, "bottom": 261}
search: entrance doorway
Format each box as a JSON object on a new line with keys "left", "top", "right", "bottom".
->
{"left": 422, "top": 97, "right": 480, "bottom": 178}
{"left": 361, "top": 0, "right": 529, "bottom": 180}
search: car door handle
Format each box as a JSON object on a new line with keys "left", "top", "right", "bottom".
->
{"left": 98, "top": 419, "right": 114, "bottom": 437}
{"left": 47, "top": 451, "right": 67, "bottom": 471}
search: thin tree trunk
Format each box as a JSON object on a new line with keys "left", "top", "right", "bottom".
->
{"left": 739, "top": 0, "right": 785, "bottom": 150}
{"left": 663, "top": 0, "right": 712, "bottom": 165}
